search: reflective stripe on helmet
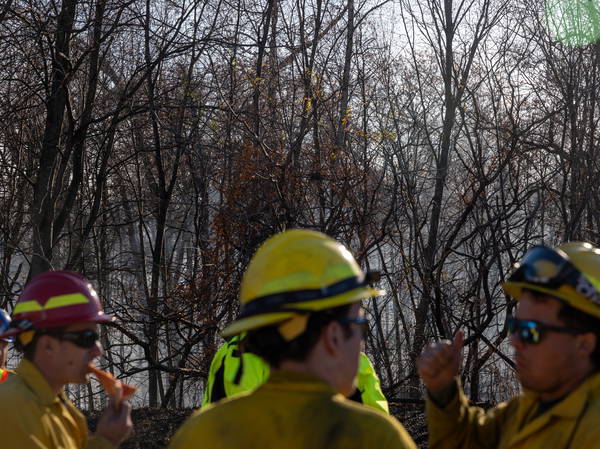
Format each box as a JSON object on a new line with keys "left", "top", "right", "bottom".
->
{"left": 13, "top": 293, "right": 90, "bottom": 314}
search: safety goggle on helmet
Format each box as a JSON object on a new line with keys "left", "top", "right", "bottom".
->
{"left": 503, "top": 243, "right": 600, "bottom": 320}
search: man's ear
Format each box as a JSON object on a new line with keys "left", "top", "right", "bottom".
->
{"left": 577, "top": 332, "right": 596, "bottom": 357}
{"left": 322, "top": 321, "right": 343, "bottom": 355}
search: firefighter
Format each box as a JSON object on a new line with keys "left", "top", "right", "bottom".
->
{"left": 0, "top": 271, "right": 133, "bottom": 448}
{"left": 170, "top": 229, "right": 416, "bottom": 449}
{"left": 202, "top": 336, "right": 389, "bottom": 414}
{"left": 419, "top": 242, "right": 600, "bottom": 449}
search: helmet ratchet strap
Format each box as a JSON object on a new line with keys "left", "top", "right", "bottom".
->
{"left": 18, "top": 330, "right": 35, "bottom": 346}
{"left": 278, "top": 314, "right": 310, "bottom": 341}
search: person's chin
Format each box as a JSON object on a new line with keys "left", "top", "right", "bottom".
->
{"left": 71, "top": 371, "right": 91, "bottom": 385}
{"left": 517, "top": 372, "right": 540, "bottom": 392}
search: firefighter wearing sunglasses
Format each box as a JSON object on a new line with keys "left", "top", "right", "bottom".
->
{"left": 418, "top": 241, "right": 600, "bottom": 449}
{"left": 169, "top": 229, "right": 416, "bottom": 449}
{"left": 0, "top": 271, "right": 133, "bottom": 449}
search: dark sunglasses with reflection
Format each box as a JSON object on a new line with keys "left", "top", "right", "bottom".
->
{"left": 42, "top": 328, "right": 100, "bottom": 349}
{"left": 337, "top": 317, "right": 369, "bottom": 338}
{"left": 507, "top": 316, "right": 584, "bottom": 344}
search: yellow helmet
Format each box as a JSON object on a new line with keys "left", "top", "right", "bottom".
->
{"left": 222, "top": 229, "right": 385, "bottom": 338}
{"left": 503, "top": 241, "right": 600, "bottom": 319}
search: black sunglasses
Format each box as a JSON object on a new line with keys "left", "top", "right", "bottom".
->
{"left": 337, "top": 317, "right": 369, "bottom": 338}
{"left": 45, "top": 329, "right": 100, "bottom": 349}
{"left": 507, "top": 316, "right": 582, "bottom": 344}
{"left": 508, "top": 245, "right": 600, "bottom": 303}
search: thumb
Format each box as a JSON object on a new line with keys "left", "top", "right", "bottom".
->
{"left": 452, "top": 329, "right": 464, "bottom": 356}
{"left": 118, "top": 400, "right": 132, "bottom": 418}
{"left": 109, "top": 382, "right": 123, "bottom": 412}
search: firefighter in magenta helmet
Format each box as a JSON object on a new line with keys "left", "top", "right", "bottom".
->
{"left": 419, "top": 242, "right": 600, "bottom": 449}
{"left": 169, "top": 229, "right": 416, "bottom": 449}
{"left": 0, "top": 271, "right": 133, "bottom": 449}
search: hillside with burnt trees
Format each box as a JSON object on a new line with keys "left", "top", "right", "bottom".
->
{"left": 1, "top": 0, "right": 599, "bottom": 422}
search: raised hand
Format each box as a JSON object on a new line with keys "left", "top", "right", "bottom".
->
{"left": 417, "top": 330, "right": 464, "bottom": 395}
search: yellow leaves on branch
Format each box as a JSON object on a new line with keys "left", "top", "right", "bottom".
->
{"left": 250, "top": 77, "right": 264, "bottom": 87}
{"left": 303, "top": 97, "right": 312, "bottom": 113}
{"left": 341, "top": 107, "right": 352, "bottom": 126}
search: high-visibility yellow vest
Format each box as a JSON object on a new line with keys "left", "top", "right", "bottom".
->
{"left": 202, "top": 337, "right": 389, "bottom": 414}
{"left": 353, "top": 353, "right": 389, "bottom": 414}
{"left": 201, "top": 335, "right": 270, "bottom": 407}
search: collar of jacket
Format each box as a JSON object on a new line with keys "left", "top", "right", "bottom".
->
{"left": 523, "top": 371, "right": 600, "bottom": 420}
{"left": 263, "top": 370, "right": 339, "bottom": 395}
{"left": 16, "top": 359, "right": 65, "bottom": 406}
{"left": 507, "top": 371, "right": 600, "bottom": 446}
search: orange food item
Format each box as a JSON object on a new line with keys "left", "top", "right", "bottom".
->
{"left": 88, "top": 364, "right": 137, "bottom": 403}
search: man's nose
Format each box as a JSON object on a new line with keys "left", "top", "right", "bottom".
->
{"left": 91, "top": 340, "right": 103, "bottom": 357}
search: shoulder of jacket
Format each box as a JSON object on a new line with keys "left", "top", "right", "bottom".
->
{"left": 332, "top": 394, "right": 391, "bottom": 421}
{"left": 0, "top": 376, "right": 41, "bottom": 410}
{"left": 334, "top": 399, "right": 416, "bottom": 447}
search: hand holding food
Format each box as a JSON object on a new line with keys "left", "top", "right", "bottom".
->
{"left": 88, "top": 364, "right": 137, "bottom": 408}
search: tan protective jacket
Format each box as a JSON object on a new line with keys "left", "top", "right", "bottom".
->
{"left": 427, "top": 373, "right": 600, "bottom": 449}
{"left": 170, "top": 370, "right": 416, "bottom": 449}
{"left": 0, "top": 359, "right": 113, "bottom": 449}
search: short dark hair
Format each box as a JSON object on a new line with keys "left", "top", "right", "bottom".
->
{"left": 558, "top": 304, "right": 600, "bottom": 371}
{"left": 524, "top": 289, "right": 600, "bottom": 370}
{"left": 14, "top": 333, "right": 40, "bottom": 360}
{"left": 244, "top": 304, "right": 354, "bottom": 368}
{"left": 14, "top": 326, "right": 67, "bottom": 360}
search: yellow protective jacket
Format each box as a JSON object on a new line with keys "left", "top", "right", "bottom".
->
{"left": 427, "top": 373, "right": 600, "bottom": 449}
{"left": 0, "top": 359, "right": 114, "bottom": 449}
{"left": 171, "top": 370, "right": 416, "bottom": 449}
{"left": 202, "top": 337, "right": 389, "bottom": 413}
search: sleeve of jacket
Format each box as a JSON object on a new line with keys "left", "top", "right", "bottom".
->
{"left": 427, "top": 379, "right": 513, "bottom": 449}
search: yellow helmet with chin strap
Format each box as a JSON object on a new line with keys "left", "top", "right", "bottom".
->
{"left": 503, "top": 241, "right": 600, "bottom": 319}
{"left": 222, "top": 229, "right": 385, "bottom": 340}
